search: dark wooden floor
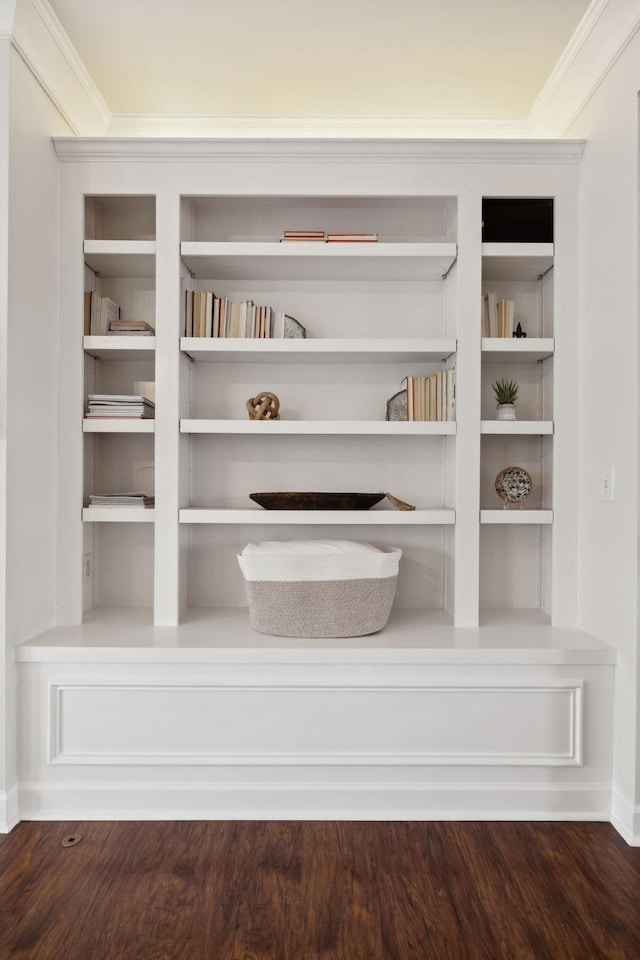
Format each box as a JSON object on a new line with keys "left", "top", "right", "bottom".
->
{"left": 1, "top": 821, "right": 639, "bottom": 959}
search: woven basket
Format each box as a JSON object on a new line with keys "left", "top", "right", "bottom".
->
{"left": 238, "top": 540, "right": 401, "bottom": 638}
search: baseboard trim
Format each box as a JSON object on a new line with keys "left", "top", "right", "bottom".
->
{"left": 611, "top": 788, "right": 640, "bottom": 845}
{"left": 0, "top": 784, "right": 20, "bottom": 832}
{"left": 18, "top": 780, "right": 612, "bottom": 823}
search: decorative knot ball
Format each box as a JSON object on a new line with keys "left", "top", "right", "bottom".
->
{"left": 246, "top": 391, "right": 280, "bottom": 420}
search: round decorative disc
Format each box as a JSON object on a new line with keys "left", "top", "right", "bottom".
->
{"left": 495, "top": 466, "right": 532, "bottom": 504}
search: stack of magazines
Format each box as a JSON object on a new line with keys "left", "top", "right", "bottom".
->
{"left": 89, "top": 493, "right": 155, "bottom": 508}
{"left": 86, "top": 394, "right": 155, "bottom": 419}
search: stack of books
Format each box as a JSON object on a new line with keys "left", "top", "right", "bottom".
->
{"left": 84, "top": 293, "right": 154, "bottom": 337}
{"left": 482, "top": 293, "right": 514, "bottom": 337}
{"left": 86, "top": 394, "right": 155, "bottom": 419}
{"left": 402, "top": 370, "right": 456, "bottom": 421}
{"left": 89, "top": 493, "right": 155, "bottom": 508}
{"left": 108, "top": 319, "right": 154, "bottom": 336}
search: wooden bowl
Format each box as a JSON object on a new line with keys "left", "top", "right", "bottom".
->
{"left": 249, "top": 492, "right": 385, "bottom": 510}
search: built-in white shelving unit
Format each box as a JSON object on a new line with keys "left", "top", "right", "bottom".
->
{"left": 16, "top": 139, "right": 615, "bottom": 829}
{"left": 68, "top": 186, "right": 567, "bottom": 629}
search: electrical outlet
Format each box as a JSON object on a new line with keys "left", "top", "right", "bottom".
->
{"left": 82, "top": 553, "right": 92, "bottom": 580}
{"left": 600, "top": 467, "right": 615, "bottom": 502}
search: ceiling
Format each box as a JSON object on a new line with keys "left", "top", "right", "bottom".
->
{"left": 46, "top": 0, "right": 592, "bottom": 125}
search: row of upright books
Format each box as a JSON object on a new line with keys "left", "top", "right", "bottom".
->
{"left": 482, "top": 293, "right": 514, "bottom": 338}
{"left": 280, "top": 230, "right": 378, "bottom": 242}
{"left": 184, "top": 291, "right": 305, "bottom": 338}
{"left": 403, "top": 370, "right": 456, "bottom": 422}
{"left": 84, "top": 292, "right": 154, "bottom": 336}
{"left": 85, "top": 394, "right": 155, "bottom": 419}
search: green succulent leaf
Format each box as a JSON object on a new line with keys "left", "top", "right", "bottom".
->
{"left": 492, "top": 378, "right": 518, "bottom": 405}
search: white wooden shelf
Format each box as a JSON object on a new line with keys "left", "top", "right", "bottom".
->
{"left": 179, "top": 508, "right": 455, "bottom": 525}
{"left": 83, "top": 419, "right": 155, "bottom": 433}
{"left": 481, "top": 510, "right": 553, "bottom": 524}
{"left": 83, "top": 507, "right": 155, "bottom": 523}
{"left": 16, "top": 607, "right": 616, "bottom": 666}
{"left": 84, "top": 336, "right": 156, "bottom": 359}
{"left": 180, "top": 419, "right": 456, "bottom": 436}
{"left": 83, "top": 239, "right": 156, "bottom": 278}
{"left": 481, "top": 338, "right": 554, "bottom": 362}
{"left": 180, "top": 241, "right": 457, "bottom": 281}
{"left": 482, "top": 243, "right": 554, "bottom": 281}
{"left": 481, "top": 421, "right": 553, "bottom": 435}
{"left": 181, "top": 337, "right": 456, "bottom": 363}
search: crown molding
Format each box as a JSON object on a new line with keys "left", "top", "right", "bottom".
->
{"left": 52, "top": 137, "right": 585, "bottom": 165}
{"left": 9, "top": 0, "right": 640, "bottom": 143}
{"left": 11, "top": 0, "right": 109, "bottom": 135}
{"left": 529, "top": 0, "right": 640, "bottom": 136}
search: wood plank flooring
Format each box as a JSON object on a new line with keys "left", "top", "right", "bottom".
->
{"left": 1, "top": 821, "right": 639, "bottom": 959}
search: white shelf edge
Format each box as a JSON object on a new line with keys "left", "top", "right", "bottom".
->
{"left": 481, "top": 243, "right": 554, "bottom": 258}
{"left": 481, "top": 338, "right": 554, "bottom": 362}
{"left": 180, "top": 337, "right": 456, "bottom": 362}
{"left": 481, "top": 420, "right": 553, "bottom": 435}
{"left": 181, "top": 240, "right": 457, "bottom": 258}
{"left": 180, "top": 420, "right": 456, "bottom": 436}
{"left": 83, "top": 239, "right": 157, "bottom": 255}
{"left": 84, "top": 336, "right": 156, "bottom": 358}
{"left": 480, "top": 510, "right": 553, "bottom": 524}
{"left": 179, "top": 508, "right": 456, "bottom": 525}
{"left": 16, "top": 605, "right": 616, "bottom": 666}
{"left": 83, "top": 419, "right": 155, "bottom": 433}
{"left": 83, "top": 508, "right": 155, "bottom": 523}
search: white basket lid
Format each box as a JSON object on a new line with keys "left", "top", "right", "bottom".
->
{"left": 238, "top": 539, "right": 402, "bottom": 582}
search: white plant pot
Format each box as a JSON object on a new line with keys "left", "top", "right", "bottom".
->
{"left": 497, "top": 403, "right": 516, "bottom": 421}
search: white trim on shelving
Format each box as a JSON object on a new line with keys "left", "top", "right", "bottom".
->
{"left": 83, "top": 239, "right": 156, "bottom": 256}
{"left": 83, "top": 336, "right": 155, "bottom": 359}
{"left": 179, "top": 508, "right": 455, "bottom": 525}
{"left": 82, "top": 419, "right": 155, "bottom": 433}
{"left": 82, "top": 508, "right": 155, "bottom": 523}
{"left": 481, "top": 338, "right": 554, "bottom": 362}
{"left": 14, "top": 606, "right": 618, "bottom": 663}
{"left": 181, "top": 338, "right": 456, "bottom": 364}
{"left": 181, "top": 240, "right": 457, "bottom": 281}
{"left": 180, "top": 420, "right": 456, "bottom": 436}
{"left": 52, "top": 138, "right": 586, "bottom": 164}
{"left": 480, "top": 421, "right": 553, "bottom": 435}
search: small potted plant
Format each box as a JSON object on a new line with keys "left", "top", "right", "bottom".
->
{"left": 492, "top": 378, "right": 518, "bottom": 421}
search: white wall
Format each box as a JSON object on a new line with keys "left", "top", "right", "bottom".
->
{"left": 0, "top": 38, "right": 11, "bottom": 828}
{"left": 1, "top": 45, "right": 71, "bottom": 827}
{"left": 566, "top": 31, "right": 640, "bottom": 839}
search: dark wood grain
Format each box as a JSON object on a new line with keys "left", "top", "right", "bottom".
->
{"left": 1, "top": 821, "right": 639, "bottom": 959}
